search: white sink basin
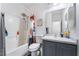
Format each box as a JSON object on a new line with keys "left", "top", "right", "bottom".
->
{"left": 42, "top": 35, "right": 77, "bottom": 45}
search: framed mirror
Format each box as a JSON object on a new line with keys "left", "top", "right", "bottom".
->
{"left": 64, "top": 4, "right": 76, "bottom": 35}
{"left": 44, "top": 9, "right": 65, "bottom": 35}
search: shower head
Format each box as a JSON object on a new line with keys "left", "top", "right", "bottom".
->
{"left": 21, "top": 13, "right": 27, "bottom": 17}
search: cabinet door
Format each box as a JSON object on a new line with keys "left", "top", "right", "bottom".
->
{"left": 56, "top": 43, "right": 77, "bottom": 56}
{"left": 43, "top": 40, "right": 56, "bottom": 56}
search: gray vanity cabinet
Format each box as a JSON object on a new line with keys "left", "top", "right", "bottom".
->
{"left": 43, "top": 40, "right": 77, "bottom": 56}
{"left": 43, "top": 40, "right": 56, "bottom": 56}
{"left": 56, "top": 42, "right": 77, "bottom": 56}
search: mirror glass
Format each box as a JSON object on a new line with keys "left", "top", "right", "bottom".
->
{"left": 64, "top": 4, "right": 76, "bottom": 34}
{"left": 51, "top": 9, "right": 64, "bottom": 35}
{"left": 44, "top": 4, "right": 76, "bottom": 36}
{"left": 45, "top": 9, "right": 64, "bottom": 35}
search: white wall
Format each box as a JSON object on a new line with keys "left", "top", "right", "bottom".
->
{"left": 76, "top": 4, "right": 79, "bottom": 35}
{"left": 45, "top": 12, "right": 52, "bottom": 34}
{"left": 5, "top": 14, "right": 20, "bottom": 53}
{"left": 71, "top": 4, "right": 79, "bottom": 38}
{"left": 33, "top": 4, "right": 48, "bottom": 36}
{"left": 76, "top": 4, "right": 79, "bottom": 56}
{"left": 1, "top": 3, "right": 49, "bottom": 52}
{"left": 69, "top": 3, "right": 79, "bottom": 56}
{"left": 0, "top": 4, "right": 1, "bottom": 11}
{"left": 1, "top": 3, "right": 25, "bottom": 53}
{"left": 29, "top": 4, "right": 49, "bottom": 43}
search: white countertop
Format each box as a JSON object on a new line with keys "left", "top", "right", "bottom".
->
{"left": 42, "top": 35, "right": 78, "bottom": 45}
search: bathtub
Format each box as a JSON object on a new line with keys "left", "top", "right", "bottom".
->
{"left": 6, "top": 43, "right": 29, "bottom": 56}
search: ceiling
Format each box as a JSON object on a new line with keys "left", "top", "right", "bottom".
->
{"left": 1, "top": 3, "right": 54, "bottom": 19}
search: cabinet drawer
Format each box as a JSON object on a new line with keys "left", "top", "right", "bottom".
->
{"left": 43, "top": 40, "right": 56, "bottom": 46}
{"left": 43, "top": 40, "right": 56, "bottom": 56}
{"left": 43, "top": 40, "right": 77, "bottom": 56}
{"left": 56, "top": 42, "right": 77, "bottom": 56}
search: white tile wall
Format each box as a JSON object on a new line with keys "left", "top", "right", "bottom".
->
{"left": 5, "top": 14, "right": 20, "bottom": 53}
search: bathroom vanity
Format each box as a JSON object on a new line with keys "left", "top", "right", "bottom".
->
{"left": 42, "top": 35, "right": 77, "bottom": 56}
{"left": 42, "top": 3, "right": 77, "bottom": 56}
